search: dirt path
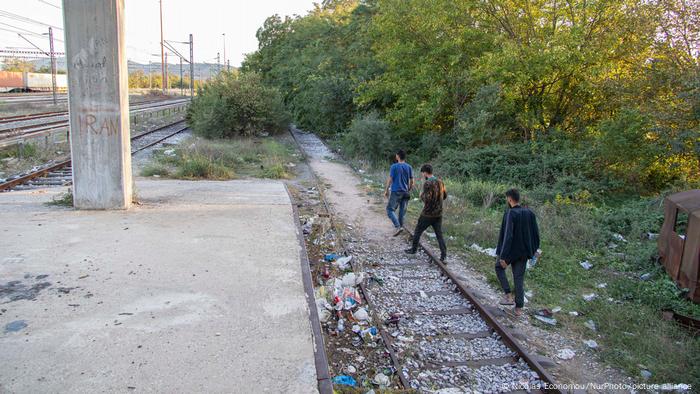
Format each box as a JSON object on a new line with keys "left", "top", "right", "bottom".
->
{"left": 291, "top": 129, "right": 635, "bottom": 392}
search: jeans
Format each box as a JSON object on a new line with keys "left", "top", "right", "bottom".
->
{"left": 387, "top": 191, "right": 410, "bottom": 228}
{"left": 495, "top": 256, "right": 528, "bottom": 308}
{"left": 410, "top": 215, "right": 447, "bottom": 260}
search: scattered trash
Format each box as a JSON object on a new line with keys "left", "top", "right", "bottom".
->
{"left": 535, "top": 308, "right": 553, "bottom": 318}
{"left": 469, "top": 243, "right": 497, "bottom": 257}
{"left": 163, "top": 149, "right": 176, "bottom": 157}
{"left": 551, "top": 306, "right": 562, "bottom": 313}
{"left": 640, "top": 370, "right": 652, "bottom": 379}
{"left": 640, "top": 273, "right": 652, "bottom": 281}
{"left": 346, "top": 365, "right": 356, "bottom": 374}
{"left": 525, "top": 290, "right": 533, "bottom": 298}
{"left": 644, "top": 232, "right": 659, "bottom": 240}
{"left": 337, "top": 319, "right": 345, "bottom": 333}
{"left": 584, "top": 320, "right": 597, "bottom": 331}
{"left": 569, "top": 311, "right": 579, "bottom": 316}
{"left": 556, "top": 348, "right": 575, "bottom": 360}
{"left": 332, "top": 375, "right": 357, "bottom": 387}
{"left": 335, "top": 256, "right": 353, "bottom": 270}
{"left": 534, "top": 315, "right": 557, "bottom": 326}
{"left": 372, "top": 372, "right": 391, "bottom": 387}
{"left": 341, "top": 273, "right": 358, "bottom": 287}
{"left": 612, "top": 233, "right": 627, "bottom": 243}
{"left": 318, "top": 309, "right": 331, "bottom": 323}
{"left": 579, "top": 261, "right": 593, "bottom": 270}
{"left": 352, "top": 307, "right": 369, "bottom": 321}
{"left": 596, "top": 283, "right": 607, "bottom": 288}
{"left": 360, "top": 327, "right": 378, "bottom": 343}
{"left": 324, "top": 253, "right": 338, "bottom": 262}
{"left": 584, "top": 339, "right": 598, "bottom": 349}
{"left": 583, "top": 293, "right": 598, "bottom": 302}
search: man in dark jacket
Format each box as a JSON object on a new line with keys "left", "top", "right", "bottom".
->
{"left": 495, "top": 188, "right": 540, "bottom": 316}
{"left": 404, "top": 164, "right": 448, "bottom": 262}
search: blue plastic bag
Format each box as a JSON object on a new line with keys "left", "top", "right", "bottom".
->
{"left": 324, "top": 253, "right": 338, "bottom": 262}
{"left": 332, "top": 375, "right": 357, "bottom": 387}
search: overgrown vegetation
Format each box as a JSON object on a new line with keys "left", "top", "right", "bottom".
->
{"left": 242, "top": 0, "right": 700, "bottom": 386}
{"left": 140, "top": 137, "right": 297, "bottom": 180}
{"left": 46, "top": 189, "right": 73, "bottom": 207}
{"left": 187, "top": 71, "right": 290, "bottom": 139}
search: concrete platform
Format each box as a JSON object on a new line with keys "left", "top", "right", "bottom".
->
{"left": 0, "top": 180, "right": 317, "bottom": 393}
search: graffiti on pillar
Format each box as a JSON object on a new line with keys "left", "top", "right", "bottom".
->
{"left": 71, "top": 37, "right": 110, "bottom": 84}
{"left": 77, "top": 113, "right": 119, "bottom": 136}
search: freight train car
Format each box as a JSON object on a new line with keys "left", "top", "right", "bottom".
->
{"left": 0, "top": 71, "right": 68, "bottom": 92}
{"left": 0, "top": 71, "right": 24, "bottom": 91}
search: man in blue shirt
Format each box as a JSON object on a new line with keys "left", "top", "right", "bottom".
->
{"left": 384, "top": 149, "right": 414, "bottom": 236}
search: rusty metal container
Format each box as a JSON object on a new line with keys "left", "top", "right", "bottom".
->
{"left": 659, "top": 189, "right": 700, "bottom": 303}
{"left": 0, "top": 71, "right": 24, "bottom": 90}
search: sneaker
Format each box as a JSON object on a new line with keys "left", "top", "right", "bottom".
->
{"left": 393, "top": 228, "right": 404, "bottom": 237}
{"left": 499, "top": 294, "right": 515, "bottom": 305}
{"left": 404, "top": 248, "right": 416, "bottom": 255}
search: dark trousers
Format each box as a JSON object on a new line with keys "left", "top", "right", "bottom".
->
{"left": 411, "top": 215, "right": 447, "bottom": 260}
{"left": 495, "top": 256, "right": 527, "bottom": 308}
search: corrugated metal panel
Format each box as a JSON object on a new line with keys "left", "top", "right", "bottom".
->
{"left": 0, "top": 71, "right": 24, "bottom": 88}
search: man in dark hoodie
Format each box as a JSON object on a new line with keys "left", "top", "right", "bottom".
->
{"left": 495, "top": 188, "right": 540, "bottom": 316}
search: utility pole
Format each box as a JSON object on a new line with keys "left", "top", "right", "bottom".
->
{"left": 216, "top": 52, "right": 220, "bottom": 74}
{"left": 48, "top": 27, "right": 57, "bottom": 105}
{"left": 148, "top": 61, "right": 152, "bottom": 89}
{"left": 189, "top": 33, "right": 193, "bottom": 98}
{"left": 159, "top": 0, "right": 165, "bottom": 94}
{"left": 63, "top": 0, "right": 132, "bottom": 209}
{"left": 179, "top": 56, "right": 183, "bottom": 95}
{"left": 222, "top": 33, "right": 226, "bottom": 71}
{"left": 164, "top": 52, "right": 168, "bottom": 91}
{"left": 227, "top": 59, "right": 230, "bottom": 71}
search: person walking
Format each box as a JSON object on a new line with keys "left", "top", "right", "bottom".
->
{"left": 404, "top": 164, "right": 448, "bottom": 262}
{"left": 495, "top": 189, "right": 540, "bottom": 316}
{"left": 384, "top": 149, "right": 414, "bottom": 236}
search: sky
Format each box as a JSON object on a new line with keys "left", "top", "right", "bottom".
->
{"left": 0, "top": 0, "right": 317, "bottom": 66}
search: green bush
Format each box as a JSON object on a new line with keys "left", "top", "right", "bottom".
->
{"left": 140, "top": 163, "right": 170, "bottom": 177}
{"left": 340, "top": 112, "right": 394, "bottom": 165}
{"left": 175, "top": 154, "right": 233, "bottom": 179}
{"left": 188, "top": 72, "right": 290, "bottom": 138}
{"left": 448, "top": 179, "right": 510, "bottom": 209}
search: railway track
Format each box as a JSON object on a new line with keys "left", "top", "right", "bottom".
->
{"left": 0, "top": 98, "right": 189, "bottom": 130}
{"left": 0, "top": 119, "right": 188, "bottom": 192}
{"left": 0, "top": 100, "right": 190, "bottom": 149}
{"left": 289, "top": 128, "right": 558, "bottom": 393}
{"left": 0, "top": 97, "right": 186, "bottom": 126}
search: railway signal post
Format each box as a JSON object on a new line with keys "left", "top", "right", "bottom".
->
{"left": 62, "top": 0, "right": 132, "bottom": 209}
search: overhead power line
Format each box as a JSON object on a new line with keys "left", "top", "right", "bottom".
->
{"left": 0, "top": 9, "right": 63, "bottom": 31}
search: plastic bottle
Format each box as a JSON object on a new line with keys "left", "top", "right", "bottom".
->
{"left": 337, "top": 318, "right": 345, "bottom": 333}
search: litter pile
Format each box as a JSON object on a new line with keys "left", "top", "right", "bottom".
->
{"left": 293, "top": 184, "right": 399, "bottom": 390}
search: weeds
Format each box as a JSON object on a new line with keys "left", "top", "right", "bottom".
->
{"left": 46, "top": 189, "right": 73, "bottom": 207}
{"left": 144, "top": 136, "right": 296, "bottom": 180}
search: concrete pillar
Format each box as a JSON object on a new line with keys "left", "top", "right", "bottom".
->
{"left": 63, "top": 0, "right": 132, "bottom": 209}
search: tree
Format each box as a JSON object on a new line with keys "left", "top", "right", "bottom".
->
{"left": 2, "top": 58, "right": 35, "bottom": 72}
